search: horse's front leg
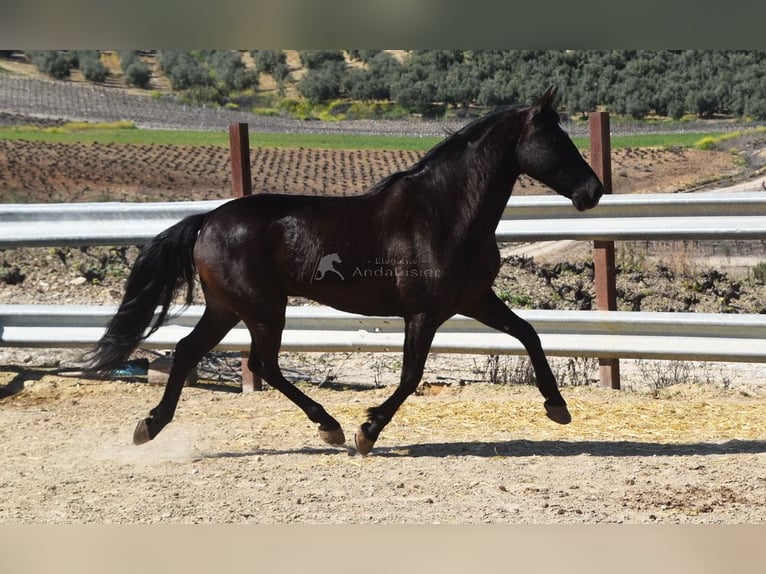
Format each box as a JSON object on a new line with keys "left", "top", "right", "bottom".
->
{"left": 354, "top": 313, "right": 439, "bottom": 455}
{"left": 463, "top": 290, "right": 571, "bottom": 425}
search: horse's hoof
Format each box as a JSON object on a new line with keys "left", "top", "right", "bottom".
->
{"left": 354, "top": 426, "right": 376, "bottom": 456}
{"left": 133, "top": 419, "right": 153, "bottom": 445}
{"left": 544, "top": 402, "right": 572, "bottom": 425}
{"left": 318, "top": 427, "right": 346, "bottom": 447}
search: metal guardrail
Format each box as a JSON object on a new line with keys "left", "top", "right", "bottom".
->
{"left": 497, "top": 191, "right": 766, "bottom": 241}
{"left": 3, "top": 304, "right": 766, "bottom": 363}
{"left": 1, "top": 190, "right": 766, "bottom": 364}
{"left": 0, "top": 200, "right": 226, "bottom": 248}
{"left": 2, "top": 191, "right": 766, "bottom": 248}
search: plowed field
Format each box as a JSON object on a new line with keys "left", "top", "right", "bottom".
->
{"left": 0, "top": 139, "right": 739, "bottom": 203}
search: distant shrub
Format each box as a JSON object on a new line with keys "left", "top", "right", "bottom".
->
{"left": 346, "top": 101, "right": 409, "bottom": 120}
{"left": 277, "top": 98, "right": 313, "bottom": 119}
{"left": 157, "top": 51, "right": 210, "bottom": 91}
{"left": 118, "top": 51, "right": 140, "bottom": 71}
{"left": 626, "top": 97, "right": 651, "bottom": 120}
{"left": 273, "top": 62, "right": 291, "bottom": 83}
{"left": 156, "top": 50, "right": 180, "bottom": 73}
{"left": 497, "top": 290, "right": 534, "bottom": 308}
{"left": 70, "top": 50, "right": 97, "bottom": 67}
{"left": 744, "top": 96, "right": 766, "bottom": 121}
{"left": 347, "top": 50, "right": 383, "bottom": 63}
{"left": 666, "top": 100, "right": 686, "bottom": 120}
{"left": 298, "top": 60, "right": 346, "bottom": 104}
{"left": 390, "top": 79, "right": 444, "bottom": 117}
{"left": 298, "top": 50, "right": 345, "bottom": 70}
{"left": 79, "top": 53, "right": 109, "bottom": 83}
{"left": 695, "top": 136, "right": 718, "bottom": 150}
{"left": 251, "top": 50, "right": 286, "bottom": 74}
{"left": 479, "top": 355, "right": 536, "bottom": 386}
{"left": 117, "top": 51, "right": 151, "bottom": 88}
{"left": 204, "top": 50, "right": 257, "bottom": 92}
{"left": 28, "top": 50, "right": 73, "bottom": 80}
{"left": 752, "top": 261, "right": 766, "bottom": 283}
{"left": 181, "top": 85, "right": 226, "bottom": 106}
{"left": 123, "top": 61, "right": 151, "bottom": 88}
{"left": 636, "top": 359, "right": 693, "bottom": 397}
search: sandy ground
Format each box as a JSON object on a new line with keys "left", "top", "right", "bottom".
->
{"left": 2, "top": 369, "right": 765, "bottom": 524}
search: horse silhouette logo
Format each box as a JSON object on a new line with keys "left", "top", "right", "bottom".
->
{"left": 312, "top": 252, "right": 345, "bottom": 282}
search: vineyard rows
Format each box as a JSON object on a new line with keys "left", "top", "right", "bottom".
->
{"left": 0, "top": 75, "right": 756, "bottom": 137}
{"left": 0, "top": 75, "right": 462, "bottom": 136}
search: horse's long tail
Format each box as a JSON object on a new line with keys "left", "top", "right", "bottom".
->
{"left": 84, "top": 213, "right": 206, "bottom": 374}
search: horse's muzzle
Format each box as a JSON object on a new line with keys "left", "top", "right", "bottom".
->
{"left": 571, "top": 182, "right": 603, "bottom": 212}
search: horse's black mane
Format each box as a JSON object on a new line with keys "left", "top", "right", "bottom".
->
{"left": 367, "top": 104, "right": 525, "bottom": 195}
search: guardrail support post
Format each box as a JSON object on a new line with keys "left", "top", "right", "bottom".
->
{"left": 589, "top": 112, "right": 621, "bottom": 389}
{"left": 229, "top": 123, "right": 262, "bottom": 392}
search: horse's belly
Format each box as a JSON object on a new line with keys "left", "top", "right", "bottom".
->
{"left": 288, "top": 276, "right": 406, "bottom": 317}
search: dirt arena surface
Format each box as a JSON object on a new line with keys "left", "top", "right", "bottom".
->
{"left": 1, "top": 371, "right": 765, "bottom": 524}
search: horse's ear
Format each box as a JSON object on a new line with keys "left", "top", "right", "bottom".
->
{"left": 538, "top": 86, "right": 559, "bottom": 110}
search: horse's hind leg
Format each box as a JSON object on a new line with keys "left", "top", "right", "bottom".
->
{"left": 245, "top": 314, "right": 346, "bottom": 447}
{"left": 133, "top": 306, "right": 239, "bottom": 445}
{"left": 464, "top": 290, "right": 571, "bottom": 425}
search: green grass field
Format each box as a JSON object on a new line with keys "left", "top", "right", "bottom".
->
{"left": 0, "top": 120, "right": 739, "bottom": 152}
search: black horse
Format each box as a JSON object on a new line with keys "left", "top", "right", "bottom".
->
{"left": 86, "top": 87, "right": 603, "bottom": 455}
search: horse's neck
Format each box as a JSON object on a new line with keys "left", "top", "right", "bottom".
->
{"left": 431, "top": 139, "right": 518, "bottom": 242}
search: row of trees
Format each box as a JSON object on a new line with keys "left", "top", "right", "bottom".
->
{"left": 156, "top": 50, "right": 259, "bottom": 105}
{"left": 294, "top": 50, "right": 766, "bottom": 120}
{"left": 13, "top": 50, "right": 766, "bottom": 120}
{"left": 26, "top": 50, "right": 109, "bottom": 83}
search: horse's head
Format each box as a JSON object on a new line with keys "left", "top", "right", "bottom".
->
{"left": 515, "top": 87, "right": 603, "bottom": 211}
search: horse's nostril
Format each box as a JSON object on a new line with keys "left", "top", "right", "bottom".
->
{"left": 572, "top": 186, "right": 602, "bottom": 211}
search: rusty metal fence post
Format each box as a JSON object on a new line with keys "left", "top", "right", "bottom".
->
{"left": 228, "top": 123, "right": 262, "bottom": 392}
{"left": 589, "top": 112, "right": 621, "bottom": 389}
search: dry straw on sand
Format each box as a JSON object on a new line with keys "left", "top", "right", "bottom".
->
{"left": 5, "top": 372, "right": 762, "bottom": 453}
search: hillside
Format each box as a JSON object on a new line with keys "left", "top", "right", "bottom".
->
{"left": 4, "top": 50, "right": 766, "bottom": 123}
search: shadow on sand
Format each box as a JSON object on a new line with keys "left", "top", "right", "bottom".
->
{"left": 200, "top": 438, "right": 766, "bottom": 460}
